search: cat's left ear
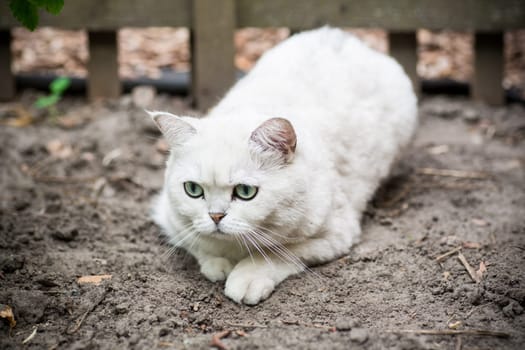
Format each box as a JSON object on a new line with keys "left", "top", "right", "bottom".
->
{"left": 249, "top": 117, "right": 297, "bottom": 165}
{"left": 147, "top": 110, "right": 196, "bottom": 149}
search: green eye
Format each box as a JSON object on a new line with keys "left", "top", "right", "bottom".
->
{"left": 183, "top": 181, "right": 204, "bottom": 198}
{"left": 233, "top": 184, "right": 258, "bottom": 200}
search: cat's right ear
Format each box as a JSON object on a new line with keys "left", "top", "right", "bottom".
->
{"left": 249, "top": 117, "right": 297, "bottom": 167}
{"left": 147, "top": 111, "right": 196, "bottom": 149}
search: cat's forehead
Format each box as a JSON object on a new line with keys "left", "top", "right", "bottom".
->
{"left": 174, "top": 133, "right": 257, "bottom": 186}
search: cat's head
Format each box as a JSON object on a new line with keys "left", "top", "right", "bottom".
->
{"left": 149, "top": 111, "right": 306, "bottom": 244}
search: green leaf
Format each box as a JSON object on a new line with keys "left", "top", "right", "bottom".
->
{"left": 50, "top": 77, "right": 71, "bottom": 95}
{"left": 9, "top": 0, "right": 39, "bottom": 31}
{"left": 43, "top": 0, "right": 63, "bottom": 14}
{"left": 35, "top": 94, "right": 59, "bottom": 109}
{"left": 29, "top": 0, "right": 64, "bottom": 14}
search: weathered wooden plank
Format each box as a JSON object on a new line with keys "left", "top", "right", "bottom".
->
{"left": 473, "top": 32, "right": 504, "bottom": 105}
{"left": 236, "top": 0, "right": 525, "bottom": 31}
{"left": 0, "top": 30, "right": 15, "bottom": 100}
{"left": 87, "top": 31, "right": 120, "bottom": 100}
{"left": 1, "top": 0, "right": 523, "bottom": 31}
{"left": 389, "top": 31, "right": 419, "bottom": 96}
{"left": 192, "top": 0, "right": 236, "bottom": 111}
{"left": 0, "top": 0, "right": 191, "bottom": 29}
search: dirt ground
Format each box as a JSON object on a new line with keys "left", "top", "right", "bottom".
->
{"left": 0, "top": 93, "right": 524, "bottom": 349}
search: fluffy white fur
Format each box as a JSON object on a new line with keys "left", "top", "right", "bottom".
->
{"left": 151, "top": 27, "right": 417, "bottom": 305}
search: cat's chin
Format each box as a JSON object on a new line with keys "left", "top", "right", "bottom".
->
{"left": 204, "top": 230, "right": 238, "bottom": 241}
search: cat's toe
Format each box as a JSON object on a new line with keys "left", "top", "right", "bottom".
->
{"left": 224, "top": 274, "right": 275, "bottom": 305}
{"left": 200, "top": 257, "right": 233, "bottom": 282}
{"left": 243, "top": 277, "right": 275, "bottom": 305}
{"left": 224, "top": 274, "right": 248, "bottom": 303}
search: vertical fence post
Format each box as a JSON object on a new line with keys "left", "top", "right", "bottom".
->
{"left": 388, "top": 31, "right": 419, "bottom": 97}
{"left": 192, "top": 0, "right": 236, "bottom": 111}
{"left": 87, "top": 31, "right": 120, "bottom": 101}
{"left": 0, "top": 30, "right": 15, "bottom": 100}
{"left": 473, "top": 32, "right": 504, "bottom": 105}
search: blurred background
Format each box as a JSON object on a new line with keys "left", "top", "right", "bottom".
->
{"left": 9, "top": 27, "right": 525, "bottom": 97}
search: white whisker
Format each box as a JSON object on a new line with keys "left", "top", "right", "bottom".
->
{"left": 160, "top": 223, "right": 197, "bottom": 259}
{"left": 250, "top": 229, "right": 304, "bottom": 270}
{"left": 169, "top": 226, "right": 198, "bottom": 248}
{"left": 244, "top": 231, "right": 275, "bottom": 269}
{"left": 238, "top": 232, "right": 255, "bottom": 264}
{"left": 250, "top": 228, "right": 323, "bottom": 284}
{"left": 251, "top": 223, "right": 290, "bottom": 240}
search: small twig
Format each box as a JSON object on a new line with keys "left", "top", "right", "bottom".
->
{"left": 416, "top": 168, "right": 490, "bottom": 180}
{"left": 22, "top": 327, "right": 37, "bottom": 344}
{"left": 280, "top": 319, "right": 334, "bottom": 330}
{"left": 417, "top": 182, "right": 482, "bottom": 191}
{"left": 225, "top": 321, "right": 267, "bottom": 328}
{"left": 210, "top": 330, "right": 231, "bottom": 350}
{"left": 435, "top": 246, "right": 462, "bottom": 262}
{"left": 314, "top": 324, "right": 336, "bottom": 331}
{"left": 457, "top": 252, "right": 481, "bottom": 283}
{"left": 158, "top": 341, "right": 175, "bottom": 347}
{"left": 66, "top": 288, "right": 109, "bottom": 334}
{"left": 387, "top": 329, "right": 510, "bottom": 338}
{"left": 102, "top": 148, "right": 122, "bottom": 167}
{"left": 464, "top": 302, "right": 493, "bottom": 320}
{"left": 455, "top": 336, "right": 462, "bottom": 350}
{"left": 282, "top": 319, "right": 300, "bottom": 325}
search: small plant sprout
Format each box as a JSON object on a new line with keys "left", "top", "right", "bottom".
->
{"left": 35, "top": 76, "right": 71, "bottom": 118}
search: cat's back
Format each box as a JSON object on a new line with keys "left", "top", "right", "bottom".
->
{"left": 216, "top": 27, "right": 414, "bottom": 120}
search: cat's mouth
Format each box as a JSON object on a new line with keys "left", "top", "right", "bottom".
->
{"left": 210, "top": 228, "right": 237, "bottom": 241}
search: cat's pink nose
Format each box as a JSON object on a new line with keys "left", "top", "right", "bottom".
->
{"left": 209, "top": 212, "right": 225, "bottom": 224}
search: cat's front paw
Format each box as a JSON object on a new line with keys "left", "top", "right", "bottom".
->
{"left": 224, "top": 270, "right": 276, "bottom": 305}
{"left": 200, "top": 257, "right": 233, "bottom": 282}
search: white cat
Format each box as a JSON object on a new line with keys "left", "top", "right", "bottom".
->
{"left": 150, "top": 27, "right": 417, "bottom": 305}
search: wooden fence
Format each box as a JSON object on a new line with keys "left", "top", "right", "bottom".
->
{"left": 1, "top": 0, "right": 524, "bottom": 109}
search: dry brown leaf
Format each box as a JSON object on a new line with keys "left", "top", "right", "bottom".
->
{"left": 211, "top": 330, "right": 231, "bottom": 350}
{"left": 158, "top": 341, "right": 175, "bottom": 347}
{"left": 476, "top": 261, "right": 487, "bottom": 281}
{"left": 0, "top": 304, "right": 16, "bottom": 328}
{"left": 471, "top": 218, "right": 489, "bottom": 227}
{"left": 427, "top": 144, "right": 450, "bottom": 155}
{"left": 3, "top": 107, "right": 34, "bottom": 127}
{"left": 440, "top": 235, "right": 460, "bottom": 246}
{"left": 462, "top": 241, "right": 481, "bottom": 249}
{"left": 448, "top": 320, "right": 462, "bottom": 329}
{"left": 235, "top": 330, "right": 247, "bottom": 337}
{"left": 46, "top": 139, "right": 73, "bottom": 159}
{"left": 56, "top": 115, "right": 85, "bottom": 129}
{"left": 77, "top": 274, "right": 112, "bottom": 285}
